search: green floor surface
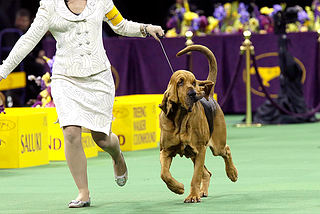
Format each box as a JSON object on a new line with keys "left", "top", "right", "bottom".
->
{"left": 0, "top": 115, "right": 319, "bottom": 214}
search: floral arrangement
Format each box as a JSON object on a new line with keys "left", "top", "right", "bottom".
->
{"left": 165, "top": 0, "right": 320, "bottom": 37}
{"left": 0, "top": 92, "right": 5, "bottom": 114}
{"left": 28, "top": 56, "right": 55, "bottom": 108}
{"left": 166, "top": 0, "right": 208, "bottom": 37}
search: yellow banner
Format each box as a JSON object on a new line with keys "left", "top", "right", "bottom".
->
{"left": 111, "top": 95, "right": 159, "bottom": 151}
{"left": 29, "top": 107, "right": 98, "bottom": 161}
{"left": 0, "top": 108, "right": 49, "bottom": 168}
{"left": 0, "top": 71, "right": 26, "bottom": 91}
{"left": 0, "top": 108, "right": 97, "bottom": 162}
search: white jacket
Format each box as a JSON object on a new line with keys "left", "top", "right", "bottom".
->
{"left": 0, "top": 0, "right": 145, "bottom": 79}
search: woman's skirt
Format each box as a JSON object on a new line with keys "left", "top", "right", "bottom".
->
{"left": 51, "top": 69, "right": 115, "bottom": 135}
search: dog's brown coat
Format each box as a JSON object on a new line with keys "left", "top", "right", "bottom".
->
{"left": 159, "top": 45, "right": 238, "bottom": 203}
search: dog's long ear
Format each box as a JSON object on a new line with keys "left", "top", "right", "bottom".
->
{"left": 159, "top": 91, "right": 169, "bottom": 115}
{"left": 197, "top": 80, "right": 214, "bottom": 100}
{"left": 158, "top": 84, "right": 178, "bottom": 116}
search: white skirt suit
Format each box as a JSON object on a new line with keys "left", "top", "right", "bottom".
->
{"left": 0, "top": 0, "right": 146, "bottom": 135}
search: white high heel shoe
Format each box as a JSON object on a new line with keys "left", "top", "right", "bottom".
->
{"left": 68, "top": 197, "right": 91, "bottom": 208}
{"left": 114, "top": 151, "right": 128, "bottom": 187}
{"left": 115, "top": 170, "right": 128, "bottom": 186}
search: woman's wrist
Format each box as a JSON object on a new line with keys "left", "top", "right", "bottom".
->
{"left": 140, "top": 24, "right": 150, "bottom": 37}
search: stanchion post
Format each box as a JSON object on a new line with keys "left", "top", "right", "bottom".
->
{"left": 185, "top": 31, "right": 194, "bottom": 72}
{"left": 236, "top": 30, "right": 261, "bottom": 128}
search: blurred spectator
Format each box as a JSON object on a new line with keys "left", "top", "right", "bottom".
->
{"left": 15, "top": 9, "right": 33, "bottom": 33}
{"left": 15, "top": 9, "right": 46, "bottom": 104}
{"left": 0, "top": 0, "right": 21, "bottom": 30}
{"left": 0, "top": 9, "right": 46, "bottom": 106}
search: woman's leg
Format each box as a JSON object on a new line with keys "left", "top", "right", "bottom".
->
{"left": 63, "top": 126, "right": 90, "bottom": 201}
{"left": 91, "top": 130, "right": 127, "bottom": 180}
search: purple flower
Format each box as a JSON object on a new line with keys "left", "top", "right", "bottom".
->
{"left": 260, "top": 15, "right": 270, "bottom": 26}
{"left": 31, "top": 101, "right": 42, "bottom": 108}
{"left": 239, "top": 10, "right": 250, "bottom": 24}
{"left": 298, "top": 10, "right": 309, "bottom": 23}
{"left": 191, "top": 15, "right": 208, "bottom": 32}
{"left": 253, "top": 5, "right": 263, "bottom": 30}
{"left": 0, "top": 105, "right": 5, "bottom": 114}
{"left": 314, "top": 2, "right": 320, "bottom": 19}
{"left": 45, "top": 101, "right": 55, "bottom": 107}
{"left": 191, "top": 17, "right": 201, "bottom": 31}
{"left": 40, "top": 79, "right": 47, "bottom": 91}
{"left": 166, "top": 16, "right": 179, "bottom": 29}
{"left": 238, "top": 2, "right": 248, "bottom": 12}
{"left": 47, "top": 85, "right": 51, "bottom": 95}
{"left": 260, "top": 15, "right": 274, "bottom": 32}
{"left": 176, "top": 7, "right": 186, "bottom": 22}
{"left": 199, "top": 15, "right": 208, "bottom": 30}
{"left": 238, "top": 2, "right": 249, "bottom": 24}
{"left": 271, "top": 4, "right": 282, "bottom": 17}
{"left": 213, "top": 5, "right": 226, "bottom": 21}
{"left": 47, "top": 56, "right": 55, "bottom": 68}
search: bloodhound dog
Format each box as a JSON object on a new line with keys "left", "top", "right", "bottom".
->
{"left": 159, "top": 45, "right": 238, "bottom": 203}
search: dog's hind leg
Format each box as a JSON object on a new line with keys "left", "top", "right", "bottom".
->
{"left": 209, "top": 143, "right": 238, "bottom": 182}
{"left": 209, "top": 140, "right": 238, "bottom": 182}
{"left": 209, "top": 109, "right": 238, "bottom": 182}
{"left": 160, "top": 150, "right": 185, "bottom": 195}
{"left": 220, "top": 144, "right": 238, "bottom": 182}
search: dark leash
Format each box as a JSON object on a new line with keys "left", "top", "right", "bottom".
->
{"left": 156, "top": 34, "right": 174, "bottom": 74}
{"left": 155, "top": 35, "right": 244, "bottom": 108}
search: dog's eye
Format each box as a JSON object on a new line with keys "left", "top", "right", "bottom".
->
{"left": 178, "top": 79, "right": 184, "bottom": 86}
{"left": 192, "top": 81, "right": 196, "bottom": 86}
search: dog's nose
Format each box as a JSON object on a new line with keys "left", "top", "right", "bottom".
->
{"left": 187, "top": 89, "right": 196, "bottom": 98}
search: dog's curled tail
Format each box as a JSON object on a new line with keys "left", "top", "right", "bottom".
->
{"left": 176, "top": 45, "right": 218, "bottom": 96}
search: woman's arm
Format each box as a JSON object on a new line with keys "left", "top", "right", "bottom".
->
{"left": 103, "top": 5, "right": 164, "bottom": 41}
{"left": 0, "top": 0, "right": 51, "bottom": 79}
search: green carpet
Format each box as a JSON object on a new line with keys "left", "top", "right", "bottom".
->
{"left": 1, "top": 114, "right": 320, "bottom": 214}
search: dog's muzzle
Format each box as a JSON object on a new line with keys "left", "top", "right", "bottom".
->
{"left": 186, "top": 89, "right": 203, "bottom": 112}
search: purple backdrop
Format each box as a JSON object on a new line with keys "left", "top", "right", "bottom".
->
{"left": 42, "top": 32, "right": 320, "bottom": 113}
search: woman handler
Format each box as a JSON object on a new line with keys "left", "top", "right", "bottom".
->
{"left": 0, "top": 0, "right": 164, "bottom": 208}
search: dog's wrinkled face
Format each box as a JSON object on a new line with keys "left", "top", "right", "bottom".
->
{"left": 159, "top": 70, "right": 214, "bottom": 116}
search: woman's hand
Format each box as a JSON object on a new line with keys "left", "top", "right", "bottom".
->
{"left": 146, "top": 25, "right": 165, "bottom": 42}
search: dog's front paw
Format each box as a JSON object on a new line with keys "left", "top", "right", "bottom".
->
{"left": 184, "top": 194, "right": 201, "bottom": 203}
